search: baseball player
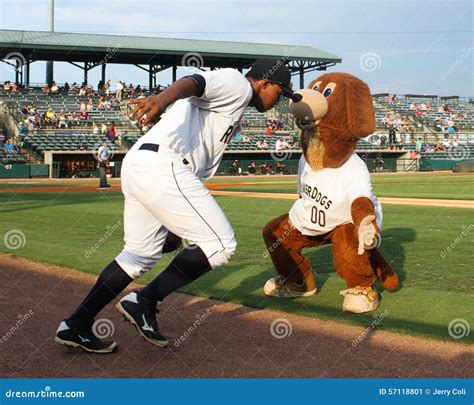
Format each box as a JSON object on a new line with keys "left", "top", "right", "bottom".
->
{"left": 55, "top": 59, "right": 299, "bottom": 353}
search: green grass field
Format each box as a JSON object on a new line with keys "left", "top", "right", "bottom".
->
{"left": 0, "top": 182, "right": 473, "bottom": 343}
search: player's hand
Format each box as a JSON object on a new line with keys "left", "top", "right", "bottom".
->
{"left": 128, "top": 96, "right": 166, "bottom": 126}
{"left": 357, "top": 215, "right": 380, "bottom": 255}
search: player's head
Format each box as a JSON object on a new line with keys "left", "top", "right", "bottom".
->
{"left": 246, "top": 59, "right": 298, "bottom": 112}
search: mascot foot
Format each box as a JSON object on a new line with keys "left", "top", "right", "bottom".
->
{"left": 264, "top": 276, "right": 316, "bottom": 298}
{"left": 339, "top": 286, "right": 379, "bottom": 313}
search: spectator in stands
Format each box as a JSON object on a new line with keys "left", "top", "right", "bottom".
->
{"left": 266, "top": 125, "right": 272, "bottom": 136}
{"left": 50, "top": 81, "right": 59, "bottom": 93}
{"left": 256, "top": 140, "right": 263, "bottom": 149}
{"left": 79, "top": 83, "right": 87, "bottom": 97}
{"left": 79, "top": 110, "right": 90, "bottom": 124}
{"left": 388, "top": 125, "right": 397, "bottom": 146}
{"left": 230, "top": 160, "right": 239, "bottom": 176}
{"left": 108, "top": 121, "right": 116, "bottom": 144}
{"left": 68, "top": 111, "right": 79, "bottom": 126}
{"left": 259, "top": 162, "right": 268, "bottom": 174}
{"left": 97, "top": 96, "right": 105, "bottom": 109}
{"left": 275, "top": 138, "right": 283, "bottom": 150}
{"left": 261, "top": 139, "right": 268, "bottom": 149}
{"left": 415, "top": 137, "right": 423, "bottom": 153}
{"left": 234, "top": 132, "right": 243, "bottom": 141}
{"left": 18, "top": 122, "right": 26, "bottom": 133}
{"left": 3, "top": 81, "right": 11, "bottom": 91}
{"left": 58, "top": 109, "right": 68, "bottom": 128}
{"left": 242, "top": 133, "right": 250, "bottom": 142}
{"left": 3, "top": 140, "right": 14, "bottom": 155}
{"left": 45, "top": 107, "right": 56, "bottom": 125}
{"left": 64, "top": 82, "right": 70, "bottom": 93}
{"left": 373, "top": 155, "right": 384, "bottom": 172}
{"left": 93, "top": 123, "right": 100, "bottom": 135}
{"left": 100, "top": 122, "right": 107, "bottom": 134}
{"left": 276, "top": 161, "right": 285, "bottom": 175}
{"left": 116, "top": 81, "right": 123, "bottom": 101}
{"left": 280, "top": 138, "right": 289, "bottom": 149}
{"left": 410, "top": 150, "right": 417, "bottom": 160}
{"left": 79, "top": 101, "right": 86, "bottom": 111}
{"left": 248, "top": 162, "right": 257, "bottom": 174}
{"left": 78, "top": 142, "right": 86, "bottom": 151}
{"left": 104, "top": 79, "right": 111, "bottom": 97}
{"left": 86, "top": 98, "right": 94, "bottom": 112}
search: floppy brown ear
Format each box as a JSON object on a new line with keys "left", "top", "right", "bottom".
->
{"left": 344, "top": 78, "right": 376, "bottom": 139}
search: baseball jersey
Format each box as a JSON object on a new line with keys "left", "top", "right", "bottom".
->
{"left": 142, "top": 68, "right": 253, "bottom": 179}
{"left": 289, "top": 153, "right": 382, "bottom": 236}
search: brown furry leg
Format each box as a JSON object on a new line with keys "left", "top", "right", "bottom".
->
{"left": 262, "top": 214, "right": 328, "bottom": 290}
{"left": 370, "top": 249, "right": 399, "bottom": 291}
{"left": 331, "top": 223, "right": 377, "bottom": 288}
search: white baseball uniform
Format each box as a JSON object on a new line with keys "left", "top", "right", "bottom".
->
{"left": 116, "top": 68, "right": 253, "bottom": 278}
{"left": 289, "top": 153, "right": 382, "bottom": 236}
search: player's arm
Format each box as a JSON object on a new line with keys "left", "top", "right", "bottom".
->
{"left": 128, "top": 75, "right": 205, "bottom": 125}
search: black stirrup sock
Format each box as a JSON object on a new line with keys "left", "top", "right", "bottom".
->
{"left": 140, "top": 246, "right": 211, "bottom": 305}
{"left": 68, "top": 260, "right": 133, "bottom": 322}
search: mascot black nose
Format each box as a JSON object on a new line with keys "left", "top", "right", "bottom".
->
{"left": 290, "top": 93, "right": 303, "bottom": 102}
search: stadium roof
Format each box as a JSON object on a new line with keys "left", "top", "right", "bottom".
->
{"left": 0, "top": 29, "right": 341, "bottom": 69}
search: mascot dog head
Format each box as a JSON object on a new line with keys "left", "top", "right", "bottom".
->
{"left": 289, "top": 73, "right": 375, "bottom": 170}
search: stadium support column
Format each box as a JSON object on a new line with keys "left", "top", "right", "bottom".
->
{"left": 83, "top": 62, "right": 89, "bottom": 84}
{"left": 149, "top": 64, "right": 153, "bottom": 92}
{"left": 101, "top": 63, "right": 106, "bottom": 84}
{"left": 299, "top": 65, "right": 304, "bottom": 89}
{"left": 25, "top": 60, "right": 30, "bottom": 89}
{"left": 45, "top": 0, "right": 54, "bottom": 85}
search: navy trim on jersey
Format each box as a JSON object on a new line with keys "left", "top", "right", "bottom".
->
{"left": 184, "top": 74, "right": 206, "bottom": 97}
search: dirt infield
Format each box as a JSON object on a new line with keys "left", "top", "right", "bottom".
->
{"left": 0, "top": 254, "right": 471, "bottom": 378}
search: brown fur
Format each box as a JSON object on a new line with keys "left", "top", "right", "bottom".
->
{"left": 264, "top": 72, "right": 398, "bottom": 294}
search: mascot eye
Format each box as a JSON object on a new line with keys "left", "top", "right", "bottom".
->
{"left": 323, "top": 88, "right": 333, "bottom": 97}
{"left": 311, "top": 81, "right": 321, "bottom": 91}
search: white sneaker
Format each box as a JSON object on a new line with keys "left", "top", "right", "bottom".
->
{"left": 339, "top": 286, "right": 379, "bottom": 313}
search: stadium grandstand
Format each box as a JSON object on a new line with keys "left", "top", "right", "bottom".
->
{"left": 1, "top": 29, "right": 473, "bottom": 178}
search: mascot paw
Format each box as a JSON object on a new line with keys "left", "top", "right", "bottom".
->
{"left": 264, "top": 276, "right": 316, "bottom": 298}
{"left": 339, "top": 286, "right": 379, "bottom": 313}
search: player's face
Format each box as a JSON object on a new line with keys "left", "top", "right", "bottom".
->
{"left": 254, "top": 81, "right": 283, "bottom": 111}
